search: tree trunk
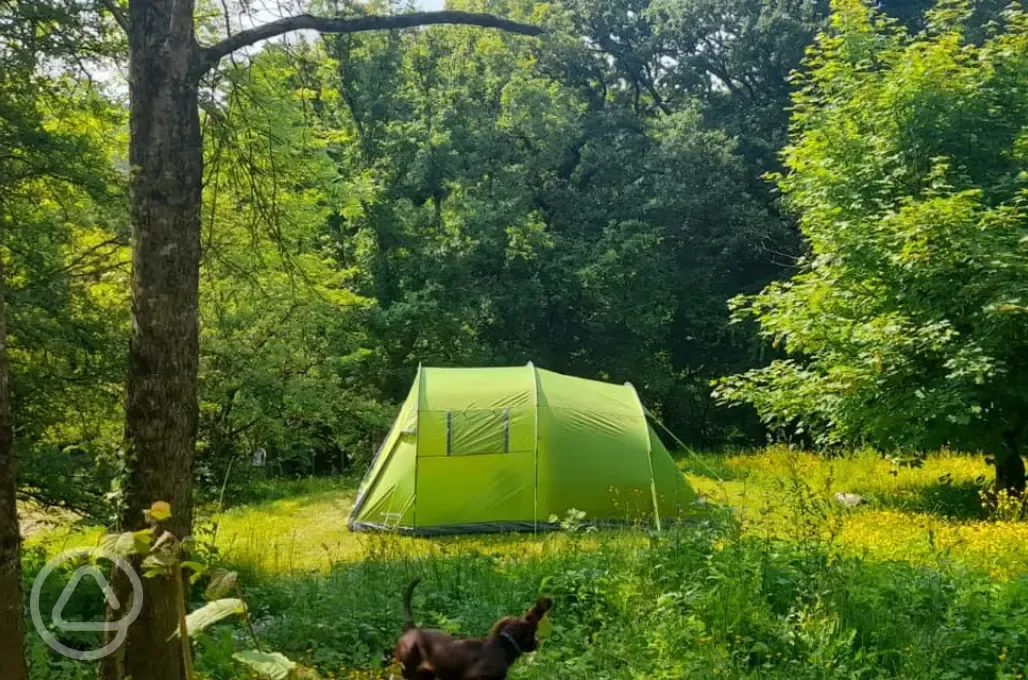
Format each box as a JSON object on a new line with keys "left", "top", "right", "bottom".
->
{"left": 0, "top": 226, "right": 28, "bottom": 680}
{"left": 113, "top": 0, "right": 202, "bottom": 678}
{"left": 995, "top": 432, "right": 1026, "bottom": 494}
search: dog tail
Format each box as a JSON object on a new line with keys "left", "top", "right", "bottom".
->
{"left": 402, "top": 576, "right": 421, "bottom": 631}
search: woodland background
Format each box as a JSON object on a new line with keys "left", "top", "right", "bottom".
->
{"left": 13, "top": 0, "right": 1023, "bottom": 521}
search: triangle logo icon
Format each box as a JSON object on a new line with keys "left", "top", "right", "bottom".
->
{"left": 52, "top": 565, "right": 121, "bottom": 632}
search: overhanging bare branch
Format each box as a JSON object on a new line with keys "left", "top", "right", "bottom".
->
{"left": 99, "top": 0, "right": 129, "bottom": 35}
{"left": 199, "top": 11, "right": 543, "bottom": 76}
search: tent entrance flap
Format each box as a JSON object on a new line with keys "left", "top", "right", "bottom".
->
{"left": 415, "top": 453, "right": 535, "bottom": 526}
{"left": 445, "top": 408, "right": 513, "bottom": 456}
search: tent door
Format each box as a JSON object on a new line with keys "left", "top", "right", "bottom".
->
{"left": 414, "top": 452, "right": 536, "bottom": 528}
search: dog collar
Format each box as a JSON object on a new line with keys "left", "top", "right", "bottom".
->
{"left": 499, "top": 631, "right": 524, "bottom": 657}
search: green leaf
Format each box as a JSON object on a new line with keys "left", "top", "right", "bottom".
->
{"left": 232, "top": 651, "right": 297, "bottom": 679}
{"left": 170, "top": 598, "right": 245, "bottom": 639}
{"left": 133, "top": 529, "right": 154, "bottom": 553}
{"left": 61, "top": 547, "right": 96, "bottom": 564}
{"left": 102, "top": 530, "right": 150, "bottom": 557}
{"left": 181, "top": 561, "right": 208, "bottom": 584}
{"left": 142, "top": 551, "right": 176, "bottom": 573}
{"left": 98, "top": 533, "right": 120, "bottom": 555}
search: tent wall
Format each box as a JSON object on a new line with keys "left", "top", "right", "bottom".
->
{"left": 415, "top": 452, "right": 536, "bottom": 528}
{"left": 535, "top": 369, "right": 654, "bottom": 524}
{"left": 353, "top": 437, "right": 417, "bottom": 529}
{"left": 414, "top": 366, "right": 537, "bottom": 528}
{"left": 648, "top": 423, "right": 698, "bottom": 518}
{"left": 348, "top": 369, "right": 420, "bottom": 530}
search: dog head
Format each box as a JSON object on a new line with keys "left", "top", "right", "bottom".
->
{"left": 490, "top": 597, "right": 553, "bottom": 655}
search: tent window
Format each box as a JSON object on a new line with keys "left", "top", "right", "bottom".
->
{"left": 446, "top": 408, "right": 511, "bottom": 456}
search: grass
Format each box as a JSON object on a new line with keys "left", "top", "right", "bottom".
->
{"left": 685, "top": 447, "right": 1028, "bottom": 580}
{"left": 211, "top": 479, "right": 360, "bottom": 571}
{"left": 21, "top": 447, "right": 1028, "bottom": 679}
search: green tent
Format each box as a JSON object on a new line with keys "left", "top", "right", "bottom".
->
{"left": 348, "top": 364, "right": 697, "bottom": 535}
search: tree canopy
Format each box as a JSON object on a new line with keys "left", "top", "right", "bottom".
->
{"left": 715, "top": 0, "right": 1028, "bottom": 487}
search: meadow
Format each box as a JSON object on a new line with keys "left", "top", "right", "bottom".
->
{"left": 24, "top": 448, "right": 1028, "bottom": 679}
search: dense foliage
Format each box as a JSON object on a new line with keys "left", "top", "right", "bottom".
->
{"left": 716, "top": 0, "right": 1028, "bottom": 488}
{"left": 1, "top": 0, "right": 128, "bottom": 515}
{"left": 3, "top": 0, "right": 840, "bottom": 516}
{"left": 2, "top": 0, "right": 1025, "bottom": 497}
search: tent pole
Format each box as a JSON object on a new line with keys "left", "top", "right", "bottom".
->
{"left": 626, "top": 382, "right": 661, "bottom": 534}
{"left": 412, "top": 363, "right": 424, "bottom": 531}
{"left": 644, "top": 406, "right": 690, "bottom": 451}
{"left": 529, "top": 361, "right": 540, "bottom": 534}
{"left": 644, "top": 406, "right": 726, "bottom": 484}
{"left": 637, "top": 403, "right": 727, "bottom": 483}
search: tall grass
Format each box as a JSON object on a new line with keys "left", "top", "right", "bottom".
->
{"left": 192, "top": 521, "right": 1028, "bottom": 679}
{"left": 20, "top": 448, "right": 1028, "bottom": 679}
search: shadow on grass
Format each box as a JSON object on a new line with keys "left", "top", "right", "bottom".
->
{"left": 214, "top": 475, "right": 360, "bottom": 511}
{"left": 869, "top": 480, "right": 986, "bottom": 520}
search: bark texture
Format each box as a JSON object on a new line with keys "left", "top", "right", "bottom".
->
{"left": 996, "top": 431, "right": 1026, "bottom": 494}
{"left": 0, "top": 229, "right": 28, "bottom": 680}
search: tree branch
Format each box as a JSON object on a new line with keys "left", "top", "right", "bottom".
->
{"left": 98, "top": 0, "right": 129, "bottom": 35}
{"left": 199, "top": 11, "right": 543, "bottom": 75}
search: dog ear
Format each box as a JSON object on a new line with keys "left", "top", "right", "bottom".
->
{"left": 526, "top": 597, "right": 552, "bottom": 622}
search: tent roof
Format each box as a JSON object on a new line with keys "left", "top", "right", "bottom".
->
{"left": 418, "top": 364, "right": 642, "bottom": 417}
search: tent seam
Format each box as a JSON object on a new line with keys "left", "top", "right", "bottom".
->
{"left": 625, "top": 381, "right": 662, "bottom": 533}
{"left": 413, "top": 363, "right": 424, "bottom": 530}
{"left": 529, "top": 361, "right": 540, "bottom": 533}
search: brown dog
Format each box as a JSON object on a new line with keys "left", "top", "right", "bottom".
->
{"left": 393, "top": 577, "right": 552, "bottom": 680}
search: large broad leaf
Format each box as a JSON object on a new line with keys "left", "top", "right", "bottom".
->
{"left": 232, "top": 651, "right": 296, "bottom": 679}
{"left": 181, "top": 561, "right": 208, "bottom": 584}
{"left": 45, "top": 546, "right": 95, "bottom": 566}
{"left": 205, "top": 568, "right": 239, "bottom": 600}
{"left": 100, "top": 529, "right": 152, "bottom": 557}
{"left": 171, "top": 598, "right": 244, "bottom": 639}
{"left": 142, "top": 550, "right": 176, "bottom": 579}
